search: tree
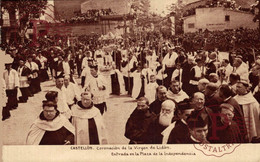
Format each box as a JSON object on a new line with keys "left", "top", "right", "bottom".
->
{"left": 1, "top": 0, "right": 48, "bottom": 44}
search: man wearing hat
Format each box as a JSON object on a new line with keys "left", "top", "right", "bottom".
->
{"left": 234, "top": 80, "right": 260, "bottom": 142}
{"left": 81, "top": 58, "right": 93, "bottom": 87}
{"left": 184, "top": 113, "right": 209, "bottom": 144}
{"left": 17, "top": 59, "right": 31, "bottom": 103}
{"left": 162, "top": 44, "right": 178, "bottom": 88}
{"left": 166, "top": 99, "right": 194, "bottom": 144}
{"left": 84, "top": 64, "right": 108, "bottom": 115}
{"left": 181, "top": 55, "right": 195, "bottom": 95}
{"left": 37, "top": 51, "right": 49, "bottom": 82}
{"left": 26, "top": 100, "right": 75, "bottom": 145}
{"left": 25, "top": 55, "right": 40, "bottom": 95}
{"left": 3, "top": 55, "right": 19, "bottom": 120}
{"left": 204, "top": 83, "right": 221, "bottom": 113}
{"left": 71, "top": 92, "right": 108, "bottom": 145}
{"left": 62, "top": 55, "right": 71, "bottom": 76}
{"left": 219, "top": 84, "right": 248, "bottom": 142}
{"left": 210, "top": 103, "right": 242, "bottom": 143}
{"left": 50, "top": 74, "right": 72, "bottom": 120}
{"left": 55, "top": 54, "right": 64, "bottom": 77}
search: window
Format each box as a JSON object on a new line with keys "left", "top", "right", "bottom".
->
{"left": 188, "top": 23, "right": 195, "bottom": 28}
{"left": 225, "top": 15, "right": 230, "bottom": 21}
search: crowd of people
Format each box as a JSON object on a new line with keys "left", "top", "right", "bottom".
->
{"left": 1, "top": 26, "right": 260, "bottom": 145}
{"left": 60, "top": 9, "right": 114, "bottom": 24}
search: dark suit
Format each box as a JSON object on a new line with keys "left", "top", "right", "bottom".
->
{"left": 167, "top": 120, "right": 190, "bottom": 144}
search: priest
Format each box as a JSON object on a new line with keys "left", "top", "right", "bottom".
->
{"left": 26, "top": 100, "right": 75, "bottom": 145}
{"left": 71, "top": 92, "right": 108, "bottom": 145}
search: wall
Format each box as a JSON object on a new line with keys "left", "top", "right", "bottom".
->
{"left": 184, "top": 7, "right": 258, "bottom": 33}
{"left": 183, "top": 15, "right": 197, "bottom": 33}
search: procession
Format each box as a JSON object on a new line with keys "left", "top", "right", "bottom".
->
{"left": 1, "top": 0, "right": 260, "bottom": 145}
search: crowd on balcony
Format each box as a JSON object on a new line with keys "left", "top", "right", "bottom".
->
{"left": 60, "top": 8, "right": 115, "bottom": 24}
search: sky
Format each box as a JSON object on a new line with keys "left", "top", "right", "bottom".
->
{"left": 150, "top": 0, "right": 177, "bottom": 15}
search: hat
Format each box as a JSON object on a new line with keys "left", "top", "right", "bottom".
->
{"left": 45, "top": 91, "right": 58, "bottom": 102}
{"left": 206, "top": 83, "right": 218, "bottom": 92}
{"left": 195, "top": 58, "right": 202, "bottom": 63}
{"left": 4, "top": 54, "right": 13, "bottom": 65}
{"left": 27, "top": 55, "right": 33, "bottom": 59}
{"left": 220, "top": 103, "right": 234, "bottom": 112}
{"left": 187, "top": 112, "right": 208, "bottom": 129}
{"left": 54, "top": 72, "right": 65, "bottom": 79}
{"left": 177, "top": 99, "right": 192, "bottom": 111}
{"left": 167, "top": 43, "right": 175, "bottom": 50}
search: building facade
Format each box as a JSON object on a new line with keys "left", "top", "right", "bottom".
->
{"left": 183, "top": 7, "right": 258, "bottom": 33}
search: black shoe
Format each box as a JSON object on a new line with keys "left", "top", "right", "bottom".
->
{"left": 18, "top": 100, "right": 26, "bottom": 103}
{"left": 10, "top": 106, "right": 17, "bottom": 110}
{"left": 2, "top": 115, "right": 10, "bottom": 121}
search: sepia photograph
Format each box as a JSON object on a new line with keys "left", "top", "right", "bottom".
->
{"left": 0, "top": 0, "right": 260, "bottom": 161}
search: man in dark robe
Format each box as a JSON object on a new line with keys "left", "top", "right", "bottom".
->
{"left": 211, "top": 103, "right": 242, "bottom": 143}
{"left": 190, "top": 92, "right": 214, "bottom": 142}
{"left": 17, "top": 59, "right": 31, "bottom": 103}
{"left": 125, "top": 97, "right": 157, "bottom": 144}
{"left": 204, "top": 83, "right": 221, "bottom": 113}
{"left": 55, "top": 54, "right": 64, "bottom": 77}
{"left": 181, "top": 55, "right": 195, "bottom": 95}
{"left": 26, "top": 101, "right": 75, "bottom": 145}
{"left": 71, "top": 92, "right": 108, "bottom": 145}
{"left": 110, "top": 64, "right": 120, "bottom": 95}
{"left": 3, "top": 62, "right": 19, "bottom": 120}
{"left": 149, "top": 86, "right": 168, "bottom": 115}
{"left": 167, "top": 100, "right": 194, "bottom": 144}
{"left": 218, "top": 84, "right": 248, "bottom": 142}
{"left": 112, "top": 47, "right": 122, "bottom": 70}
{"left": 183, "top": 113, "right": 209, "bottom": 144}
{"left": 32, "top": 54, "right": 42, "bottom": 93}
{"left": 147, "top": 100, "right": 176, "bottom": 144}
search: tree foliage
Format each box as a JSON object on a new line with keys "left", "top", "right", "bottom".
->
{"left": 1, "top": 0, "right": 48, "bottom": 43}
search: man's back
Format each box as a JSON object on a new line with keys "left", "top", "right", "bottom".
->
{"left": 125, "top": 109, "right": 156, "bottom": 144}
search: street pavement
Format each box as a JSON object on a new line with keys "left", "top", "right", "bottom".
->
{"left": 2, "top": 78, "right": 136, "bottom": 145}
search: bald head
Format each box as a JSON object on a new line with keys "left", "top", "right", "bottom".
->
{"left": 161, "top": 100, "right": 176, "bottom": 114}
{"left": 192, "top": 92, "right": 205, "bottom": 110}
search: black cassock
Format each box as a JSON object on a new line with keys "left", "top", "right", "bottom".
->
{"left": 111, "top": 72, "right": 120, "bottom": 95}
{"left": 211, "top": 120, "right": 242, "bottom": 144}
